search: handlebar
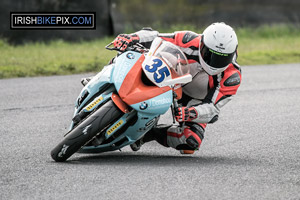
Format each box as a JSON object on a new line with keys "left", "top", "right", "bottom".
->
{"left": 105, "top": 42, "right": 122, "bottom": 51}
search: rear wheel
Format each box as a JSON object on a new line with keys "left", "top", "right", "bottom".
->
{"left": 51, "top": 100, "right": 123, "bottom": 162}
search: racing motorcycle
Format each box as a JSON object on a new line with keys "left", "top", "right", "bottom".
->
{"left": 51, "top": 37, "right": 192, "bottom": 162}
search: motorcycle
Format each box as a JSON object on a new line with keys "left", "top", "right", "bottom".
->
{"left": 51, "top": 37, "right": 192, "bottom": 162}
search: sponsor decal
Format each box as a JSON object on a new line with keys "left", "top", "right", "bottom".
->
{"left": 139, "top": 102, "right": 148, "bottom": 110}
{"left": 126, "top": 52, "right": 135, "bottom": 59}
{"left": 209, "top": 48, "right": 228, "bottom": 56}
{"left": 151, "top": 97, "right": 172, "bottom": 107}
{"left": 215, "top": 43, "right": 225, "bottom": 50}
{"left": 86, "top": 96, "right": 104, "bottom": 111}
{"left": 82, "top": 124, "right": 92, "bottom": 135}
{"left": 224, "top": 73, "right": 240, "bottom": 86}
{"left": 189, "top": 108, "right": 197, "bottom": 120}
{"left": 58, "top": 144, "right": 69, "bottom": 158}
{"left": 107, "top": 120, "right": 123, "bottom": 136}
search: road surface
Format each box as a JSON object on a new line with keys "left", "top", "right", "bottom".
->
{"left": 1, "top": 63, "right": 300, "bottom": 200}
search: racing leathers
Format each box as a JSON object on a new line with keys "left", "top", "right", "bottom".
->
{"left": 130, "top": 28, "right": 242, "bottom": 153}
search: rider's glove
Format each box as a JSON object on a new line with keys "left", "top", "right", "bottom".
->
{"left": 113, "top": 34, "right": 140, "bottom": 52}
{"left": 175, "top": 106, "right": 198, "bottom": 122}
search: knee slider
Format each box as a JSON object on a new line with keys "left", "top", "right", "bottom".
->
{"left": 186, "top": 128, "right": 202, "bottom": 149}
{"left": 186, "top": 122, "right": 205, "bottom": 141}
{"left": 175, "top": 128, "right": 202, "bottom": 150}
{"left": 186, "top": 136, "right": 200, "bottom": 149}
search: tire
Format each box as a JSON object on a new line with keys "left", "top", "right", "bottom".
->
{"left": 51, "top": 100, "right": 123, "bottom": 162}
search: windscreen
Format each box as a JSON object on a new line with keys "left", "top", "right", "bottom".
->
{"left": 146, "top": 38, "right": 190, "bottom": 77}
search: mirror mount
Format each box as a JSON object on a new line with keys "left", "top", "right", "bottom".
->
{"left": 160, "top": 74, "right": 192, "bottom": 87}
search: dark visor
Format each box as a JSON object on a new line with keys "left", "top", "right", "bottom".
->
{"left": 200, "top": 45, "right": 234, "bottom": 69}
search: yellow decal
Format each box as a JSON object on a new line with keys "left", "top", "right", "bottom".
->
{"left": 107, "top": 120, "right": 123, "bottom": 136}
{"left": 86, "top": 96, "right": 104, "bottom": 111}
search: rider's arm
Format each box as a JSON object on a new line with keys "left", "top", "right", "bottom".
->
{"left": 119, "top": 29, "right": 199, "bottom": 51}
{"left": 113, "top": 27, "right": 159, "bottom": 51}
{"left": 135, "top": 29, "right": 200, "bottom": 49}
{"left": 134, "top": 27, "right": 159, "bottom": 48}
{"left": 189, "top": 63, "right": 242, "bottom": 124}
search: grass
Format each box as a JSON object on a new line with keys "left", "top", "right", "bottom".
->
{"left": 0, "top": 24, "right": 299, "bottom": 79}
{"left": 0, "top": 38, "right": 116, "bottom": 78}
{"left": 236, "top": 25, "right": 300, "bottom": 65}
{"left": 238, "top": 37, "right": 300, "bottom": 65}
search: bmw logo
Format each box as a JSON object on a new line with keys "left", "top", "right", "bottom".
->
{"left": 126, "top": 52, "right": 135, "bottom": 59}
{"left": 139, "top": 102, "right": 148, "bottom": 110}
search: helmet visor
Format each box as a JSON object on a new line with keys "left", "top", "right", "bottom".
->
{"left": 200, "top": 44, "right": 234, "bottom": 69}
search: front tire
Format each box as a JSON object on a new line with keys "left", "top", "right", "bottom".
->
{"left": 51, "top": 100, "right": 122, "bottom": 162}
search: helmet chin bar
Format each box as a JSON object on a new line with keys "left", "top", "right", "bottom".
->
{"left": 199, "top": 53, "right": 228, "bottom": 76}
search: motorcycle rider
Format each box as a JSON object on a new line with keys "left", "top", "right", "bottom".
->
{"left": 85, "top": 22, "right": 242, "bottom": 154}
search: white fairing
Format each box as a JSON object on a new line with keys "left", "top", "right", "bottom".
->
{"left": 87, "top": 64, "right": 113, "bottom": 87}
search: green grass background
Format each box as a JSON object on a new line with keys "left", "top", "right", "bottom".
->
{"left": 0, "top": 24, "right": 299, "bottom": 79}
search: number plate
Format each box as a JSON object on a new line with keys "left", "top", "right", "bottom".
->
{"left": 142, "top": 56, "right": 172, "bottom": 87}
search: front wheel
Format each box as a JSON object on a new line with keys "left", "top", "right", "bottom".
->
{"left": 51, "top": 100, "right": 123, "bottom": 162}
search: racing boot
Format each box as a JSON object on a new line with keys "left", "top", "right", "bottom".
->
{"left": 130, "top": 124, "right": 172, "bottom": 151}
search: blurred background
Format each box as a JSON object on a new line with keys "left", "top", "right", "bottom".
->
{"left": 1, "top": 0, "right": 300, "bottom": 42}
{"left": 0, "top": 0, "right": 299, "bottom": 78}
{"left": 112, "top": 0, "right": 300, "bottom": 33}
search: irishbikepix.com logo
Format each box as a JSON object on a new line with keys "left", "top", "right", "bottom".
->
{"left": 10, "top": 12, "right": 96, "bottom": 29}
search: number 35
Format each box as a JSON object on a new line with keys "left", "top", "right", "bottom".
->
{"left": 145, "top": 58, "right": 170, "bottom": 83}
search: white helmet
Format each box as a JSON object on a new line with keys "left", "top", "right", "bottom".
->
{"left": 199, "top": 22, "right": 238, "bottom": 75}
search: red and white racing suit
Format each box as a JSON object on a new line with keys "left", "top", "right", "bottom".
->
{"left": 134, "top": 28, "right": 242, "bottom": 152}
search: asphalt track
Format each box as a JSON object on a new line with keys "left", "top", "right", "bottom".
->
{"left": 1, "top": 63, "right": 300, "bottom": 200}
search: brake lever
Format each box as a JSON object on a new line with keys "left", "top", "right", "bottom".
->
{"left": 105, "top": 42, "right": 124, "bottom": 52}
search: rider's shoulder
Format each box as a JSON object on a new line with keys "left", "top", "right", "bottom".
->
{"left": 141, "top": 27, "right": 155, "bottom": 31}
{"left": 221, "top": 63, "right": 242, "bottom": 87}
{"left": 224, "top": 62, "right": 241, "bottom": 75}
{"left": 174, "top": 31, "right": 201, "bottom": 46}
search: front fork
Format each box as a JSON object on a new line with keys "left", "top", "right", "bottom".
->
{"left": 171, "top": 89, "right": 185, "bottom": 131}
